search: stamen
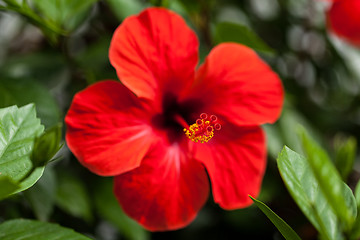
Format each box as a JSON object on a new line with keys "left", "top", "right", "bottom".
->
{"left": 184, "top": 113, "right": 221, "bottom": 143}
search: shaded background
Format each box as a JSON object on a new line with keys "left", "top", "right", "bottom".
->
{"left": 1, "top": 0, "right": 360, "bottom": 239}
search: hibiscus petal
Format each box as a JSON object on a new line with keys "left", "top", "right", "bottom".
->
{"left": 65, "top": 80, "right": 155, "bottom": 176}
{"left": 327, "top": 0, "right": 360, "bottom": 46}
{"left": 186, "top": 43, "right": 284, "bottom": 126}
{"left": 114, "top": 139, "right": 209, "bottom": 231}
{"left": 194, "top": 124, "right": 266, "bottom": 209}
{"left": 109, "top": 7, "right": 199, "bottom": 104}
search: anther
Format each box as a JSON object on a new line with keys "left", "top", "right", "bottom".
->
{"left": 200, "top": 113, "right": 208, "bottom": 119}
{"left": 183, "top": 113, "right": 221, "bottom": 143}
{"left": 210, "top": 115, "right": 217, "bottom": 122}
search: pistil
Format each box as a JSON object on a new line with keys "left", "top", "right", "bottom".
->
{"left": 173, "top": 114, "right": 190, "bottom": 129}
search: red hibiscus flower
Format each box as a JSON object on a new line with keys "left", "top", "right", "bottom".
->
{"left": 65, "top": 7, "right": 284, "bottom": 231}
{"left": 327, "top": 0, "right": 360, "bottom": 46}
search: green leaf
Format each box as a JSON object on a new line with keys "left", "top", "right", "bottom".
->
{"left": 0, "top": 219, "right": 92, "bottom": 240}
{"left": 350, "top": 181, "right": 360, "bottom": 239}
{"left": 350, "top": 218, "right": 360, "bottom": 240}
{"left": 55, "top": 171, "right": 92, "bottom": 222}
{"left": 33, "top": 0, "right": 98, "bottom": 31}
{"left": 355, "top": 180, "right": 360, "bottom": 207}
{"left": 0, "top": 176, "right": 20, "bottom": 200}
{"left": 0, "top": 78, "right": 60, "bottom": 128}
{"left": 31, "top": 123, "right": 63, "bottom": 167}
{"left": 250, "top": 196, "right": 302, "bottom": 240}
{"left": 214, "top": 22, "right": 274, "bottom": 54}
{"left": 106, "top": 0, "right": 145, "bottom": 20}
{"left": 24, "top": 167, "right": 56, "bottom": 221}
{"left": 277, "top": 146, "right": 344, "bottom": 240}
{"left": 0, "top": 0, "right": 67, "bottom": 44}
{"left": 0, "top": 104, "right": 45, "bottom": 195}
{"left": 334, "top": 135, "right": 357, "bottom": 181}
{"left": 299, "top": 127, "right": 357, "bottom": 231}
{"left": 93, "top": 178, "right": 149, "bottom": 240}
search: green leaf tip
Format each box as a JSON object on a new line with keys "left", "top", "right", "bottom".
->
{"left": 249, "top": 196, "right": 302, "bottom": 240}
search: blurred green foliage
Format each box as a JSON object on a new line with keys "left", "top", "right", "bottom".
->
{"left": 0, "top": 218, "right": 92, "bottom": 240}
{"left": 0, "top": 0, "right": 360, "bottom": 239}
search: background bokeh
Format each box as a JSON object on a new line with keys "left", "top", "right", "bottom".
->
{"left": 1, "top": 0, "right": 360, "bottom": 239}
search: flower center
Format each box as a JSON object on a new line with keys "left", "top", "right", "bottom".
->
{"left": 183, "top": 113, "right": 221, "bottom": 143}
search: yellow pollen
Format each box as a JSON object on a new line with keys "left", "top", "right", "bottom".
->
{"left": 183, "top": 113, "right": 221, "bottom": 143}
